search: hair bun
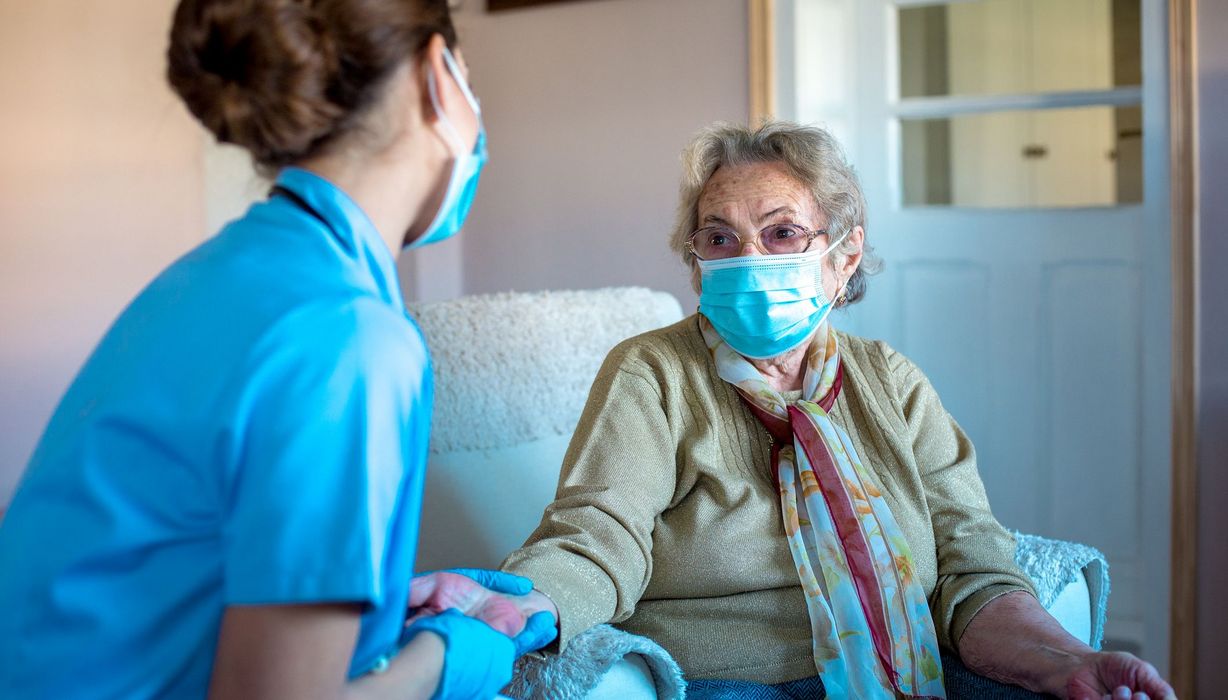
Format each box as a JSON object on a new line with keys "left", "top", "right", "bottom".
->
{"left": 167, "top": 0, "right": 345, "bottom": 167}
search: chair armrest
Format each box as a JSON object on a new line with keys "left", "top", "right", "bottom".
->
{"left": 1013, "top": 531, "right": 1110, "bottom": 649}
{"left": 1044, "top": 571, "right": 1093, "bottom": 646}
{"left": 506, "top": 625, "right": 683, "bottom": 700}
{"left": 584, "top": 655, "right": 658, "bottom": 700}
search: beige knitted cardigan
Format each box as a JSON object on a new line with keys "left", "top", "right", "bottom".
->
{"left": 503, "top": 315, "right": 1035, "bottom": 684}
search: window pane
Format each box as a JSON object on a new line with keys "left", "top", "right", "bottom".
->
{"left": 901, "top": 105, "right": 1143, "bottom": 208}
{"left": 898, "top": 0, "right": 1141, "bottom": 99}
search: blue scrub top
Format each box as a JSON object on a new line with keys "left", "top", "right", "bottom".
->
{"left": 0, "top": 168, "right": 432, "bottom": 698}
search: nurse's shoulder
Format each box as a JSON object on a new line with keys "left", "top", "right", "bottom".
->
{"left": 241, "top": 288, "right": 429, "bottom": 392}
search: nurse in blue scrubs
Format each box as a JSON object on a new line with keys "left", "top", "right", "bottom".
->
{"left": 0, "top": 1, "right": 554, "bottom": 698}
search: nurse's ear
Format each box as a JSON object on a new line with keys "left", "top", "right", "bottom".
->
{"left": 418, "top": 33, "right": 479, "bottom": 154}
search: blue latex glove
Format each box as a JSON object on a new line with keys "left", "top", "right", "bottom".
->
{"left": 445, "top": 570, "right": 557, "bottom": 655}
{"left": 514, "top": 610, "right": 558, "bottom": 656}
{"left": 443, "top": 568, "right": 534, "bottom": 596}
{"left": 402, "top": 608, "right": 515, "bottom": 700}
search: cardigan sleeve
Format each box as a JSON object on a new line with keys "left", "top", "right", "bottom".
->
{"left": 500, "top": 341, "right": 678, "bottom": 650}
{"left": 885, "top": 346, "right": 1038, "bottom": 651}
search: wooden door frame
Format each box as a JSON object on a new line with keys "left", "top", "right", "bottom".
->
{"left": 748, "top": 0, "right": 1200, "bottom": 694}
{"left": 749, "top": 0, "right": 776, "bottom": 124}
{"left": 1167, "top": 0, "right": 1197, "bottom": 696}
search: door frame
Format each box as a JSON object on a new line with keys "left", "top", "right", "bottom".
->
{"left": 1166, "top": 0, "right": 1197, "bottom": 695}
{"left": 746, "top": 0, "right": 1199, "bottom": 694}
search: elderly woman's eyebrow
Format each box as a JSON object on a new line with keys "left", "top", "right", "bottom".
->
{"left": 702, "top": 208, "right": 801, "bottom": 228}
{"left": 757, "top": 207, "right": 801, "bottom": 224}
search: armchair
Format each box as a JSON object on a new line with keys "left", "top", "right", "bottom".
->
{"left": 410, "top": 288, "right": 1107, "bottom": 700}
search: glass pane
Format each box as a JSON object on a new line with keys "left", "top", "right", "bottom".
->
{"left": 901, "top": 105, "right": 1142, "bottom": 207}
{"left": 898, "top": 0, "right": 1141, "bottom": 98}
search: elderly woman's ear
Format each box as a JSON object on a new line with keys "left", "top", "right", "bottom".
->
{"left": 834, "top": 225, "right": 865, "bottom": 303}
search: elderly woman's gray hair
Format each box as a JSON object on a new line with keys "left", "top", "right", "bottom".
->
{"left": 670, "top": 120, "right": 882, "bottom": 304}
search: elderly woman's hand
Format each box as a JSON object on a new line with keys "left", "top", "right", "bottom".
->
{"left": 961, "top": 591, "right": 1177, "bottom": 699}
{"left": 1064, "top": 650, "right": 1176, "bottom": 700}
{"left": 408, "top": 570, "right": 558, "bottom": 638}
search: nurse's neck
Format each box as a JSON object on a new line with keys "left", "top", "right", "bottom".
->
{"left": 297, "top": 136, "right": 444, "bottom": 257}
{"left": 294, "top": 61, "right": 452, "bottom": 257}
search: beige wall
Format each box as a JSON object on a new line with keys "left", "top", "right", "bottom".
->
{"left": 0, "top": 1, "right": 206, "bottom": 503}
{"left": 415, "top": 0, "right": 749, "bottom": 308}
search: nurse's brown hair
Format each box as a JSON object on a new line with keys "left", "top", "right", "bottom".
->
{"left": 167, "top": 0, "right": 456, "bottom": 171}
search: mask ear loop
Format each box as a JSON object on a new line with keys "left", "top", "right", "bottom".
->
{"left": 817, "top": 227, "right": 852, "bottom": 259}
{"left": 440, "top": 47, "right": 481, "bottom": 117}
{"left": 814, "top": 227, "right": 853, "bottom": 305}
{"left": 427, "top": 70, "right": 464, "bottom": 155}
{"left": 426, "top": 46, "right": 481, "bottom": 156}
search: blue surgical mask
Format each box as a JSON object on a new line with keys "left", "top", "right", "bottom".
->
{"left": 408, "top": 46, "right": 487, "bottom": 250}
{"left": 697, "top": 231, "right": 850, "bottom": 359}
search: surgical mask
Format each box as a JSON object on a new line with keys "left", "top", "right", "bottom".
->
{"left": 408, "top": 46, "right": 487, "bottom": 250}
{"left": 697, "top": 231, "right": 850, "bottom": 359}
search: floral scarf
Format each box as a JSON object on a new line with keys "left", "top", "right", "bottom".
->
{"left": 699, "top": 316, "right": 946, "bottom": 699}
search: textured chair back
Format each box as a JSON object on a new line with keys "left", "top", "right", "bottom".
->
{"left": 410, "top": 287, "right": 684, "bottom": 571}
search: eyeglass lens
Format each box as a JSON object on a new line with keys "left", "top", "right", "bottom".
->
{"left": 692, "top": 223, "right": 815, "bottom": 259}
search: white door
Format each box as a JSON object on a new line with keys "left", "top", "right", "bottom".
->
{"left": 775, "top": 0, "right": 1172, "bottom": 669}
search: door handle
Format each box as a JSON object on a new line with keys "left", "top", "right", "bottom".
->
{"left": 1022, "top": 144, "right": 1049, "bottom": 159}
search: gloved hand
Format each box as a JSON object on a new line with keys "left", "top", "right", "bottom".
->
{"left": 513, "top": 610, "right": 558, "bottom": 656}
{"left": 443, "top": 568, "right": 533, "bottom": 596}
{"left": 402, "top": 608, "right": 515, "bottom": 700}
{"left": 409, "top": 570, "right": 556, "bottom": 641}
{"left": 446, "top": 570, "right": 560, "bottom": 654}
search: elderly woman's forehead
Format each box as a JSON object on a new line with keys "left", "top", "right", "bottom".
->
{"left": 698, "top": 162, "right": 819, "bottom": 214}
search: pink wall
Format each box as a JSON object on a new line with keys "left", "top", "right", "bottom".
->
{"left": 0, "top": 1, "right": 206, "bottom": 503}
{"left": 444, "top": 0, "right": 749, "bottom": 309}
{"left": 0, "top": 0, "right": 748, "bottom": 505}
{"left": 0, "top": 0, "right": 1224, "bottom": 689}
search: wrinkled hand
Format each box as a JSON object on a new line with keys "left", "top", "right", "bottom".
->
{"left": 409, "top": 570, "right": 557, "bottom": 640}
{"left": 1065, "top": 651, "right": 1176, "bottom": 700}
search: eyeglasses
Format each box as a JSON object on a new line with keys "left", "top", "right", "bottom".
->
{"left": 685, "top": 223, "right": 828, "bottom": 261}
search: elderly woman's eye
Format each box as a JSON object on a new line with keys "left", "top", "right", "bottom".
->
{"left": 708, "top": 232, "right": 735, "bottom": 247}
{"left": 770, "top": 226, "right": 801, "bottom": 241}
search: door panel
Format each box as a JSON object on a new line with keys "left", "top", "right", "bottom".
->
{"left": 1044, "top": 262, "right": 1141, "bottom": 566}
{"left": 898, "top": 261, "right": 994, "bottom": 466}
{"left": 784, "top": 0, "right": 1170, "bottom": 663}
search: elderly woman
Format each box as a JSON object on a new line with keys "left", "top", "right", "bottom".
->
{"left": 490, "top": 122, "right": 1173, "bottom": 699}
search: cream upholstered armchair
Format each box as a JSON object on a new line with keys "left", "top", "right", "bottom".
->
{"left": 409, "top": 287, "right": 1108, "bottom": 700}
{"left": 412, "top": 287, "right": 681, "bottom": 699}
{"left": 411, "top": 288, "right": 686, "bottom": 575}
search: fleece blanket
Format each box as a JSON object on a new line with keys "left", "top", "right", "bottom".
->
{"left": 505, "top": 624, "right": 685, "bottom": 700}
